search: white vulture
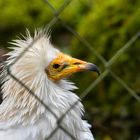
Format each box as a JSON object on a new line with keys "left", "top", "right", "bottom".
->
{"left": 0, "top": 29, "right": 99, "bottom": 140}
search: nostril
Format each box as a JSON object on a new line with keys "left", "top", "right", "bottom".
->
{"left": 73, "top": 62, "right": 81, "bottom": 65}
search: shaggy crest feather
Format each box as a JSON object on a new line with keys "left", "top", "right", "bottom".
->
{"left": 0, "top": 29, "right": 94, "bottom": 140}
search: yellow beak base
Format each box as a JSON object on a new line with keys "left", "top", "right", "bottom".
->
{"left": 46, "top": 54, "right": 100, "bottom": 81}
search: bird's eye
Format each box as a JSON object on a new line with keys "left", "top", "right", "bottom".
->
{"left": 52, "top": 64, "right": 60, "bottom": 69}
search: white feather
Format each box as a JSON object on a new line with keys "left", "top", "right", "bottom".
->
{"left": 0, "top": 30, "right": 94, "bottom": 140}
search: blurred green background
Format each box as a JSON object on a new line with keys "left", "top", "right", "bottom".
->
{"left": 0, "top": 0, "right": 140, "bottom": 140}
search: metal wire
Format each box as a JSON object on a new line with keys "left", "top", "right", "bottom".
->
{"left": 0, "top": 0, "right": 140, "bottom": 140}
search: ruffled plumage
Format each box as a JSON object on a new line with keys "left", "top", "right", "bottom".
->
{"left": 0, "top": 29, "right": 94, "bottom": 140}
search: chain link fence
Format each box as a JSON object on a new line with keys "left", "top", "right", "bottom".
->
{"left": 0, "top": 0, "right": 140, "bottom": 139}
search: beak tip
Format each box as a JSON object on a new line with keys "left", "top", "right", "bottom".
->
{"left": 97, "top": 71, "right": 100, "bottom": 76}
{"left": 87, "top": 63, "right": 100, "bottom": 76}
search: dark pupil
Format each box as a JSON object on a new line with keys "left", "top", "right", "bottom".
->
{"left": 53, "top": 64, "right": 60, "bottom": 69}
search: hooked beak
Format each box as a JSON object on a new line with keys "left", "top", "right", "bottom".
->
{"left": 84, "top": 63, "right": 100, "bottom": 75}
{"left": 47, "top": 53, "right": 100, "bottom": 81}
{"left": 67, "top": 57, "right": 100, "bottom": 75}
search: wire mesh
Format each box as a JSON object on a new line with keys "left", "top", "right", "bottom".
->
{"left": 0, "top": 0, "right": 140, "bottom": 140}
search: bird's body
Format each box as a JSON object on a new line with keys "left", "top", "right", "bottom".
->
{"left": 0, "top": 30, "right": 98, "bottom": 140}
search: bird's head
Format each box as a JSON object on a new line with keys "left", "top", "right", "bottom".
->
{"left": 4, "top": 29, "right": 99, "bottom": 83}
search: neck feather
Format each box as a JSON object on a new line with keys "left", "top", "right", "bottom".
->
{"left": 0, "top": 68, "right": 79, "bottom": 126}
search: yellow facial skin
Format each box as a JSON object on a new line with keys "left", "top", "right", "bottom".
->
{"left": 46, "top": 53, "right": 99, "bottom": 81}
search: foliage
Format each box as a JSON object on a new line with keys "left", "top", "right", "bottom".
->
{"left": 70, "top": 0, "right": 140, "bottom": 139}
{"left": 0, "top": 0, "right": 85, "bottom": 46}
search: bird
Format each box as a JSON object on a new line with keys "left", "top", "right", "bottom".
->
{"left": 0, "top": 29, "right": 99, "bottom": 140}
